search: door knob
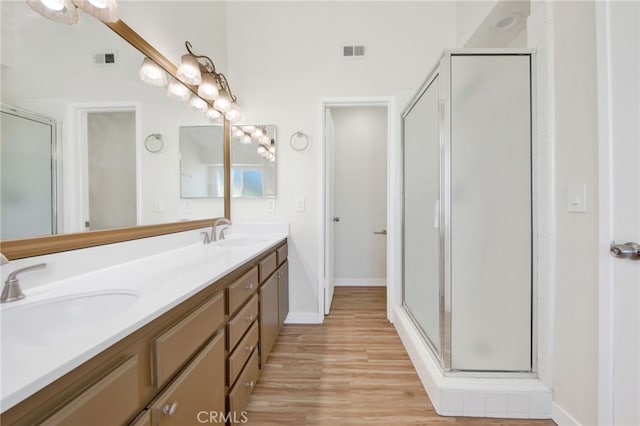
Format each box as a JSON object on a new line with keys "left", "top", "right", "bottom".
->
{"left": 373, "top": 230, "right": 387, "bottom": 235}
{"left": 332, "top": 217, "right": 340, "bottom": 222}
{"left": 610, "top": 241, "right": 640, "bottom": 259}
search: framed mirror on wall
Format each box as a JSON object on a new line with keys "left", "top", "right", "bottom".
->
{"left": 0, "top": 2, "right": 230, "bottom": 259}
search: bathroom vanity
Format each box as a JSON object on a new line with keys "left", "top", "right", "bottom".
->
{"left": 0, "top": 230, "right": 289, "bottom": 425}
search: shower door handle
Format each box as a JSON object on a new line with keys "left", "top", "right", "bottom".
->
{"left": 374, "top": 230, "right": 387, "bottom": 235}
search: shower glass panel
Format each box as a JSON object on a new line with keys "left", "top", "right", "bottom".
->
{"left": 449, "top": 55, "right": 532, "bottom": 371}
{"left": 1, "top": 108, "right": 56, "bottom": 239}
{"left": 403, "top": 74, "right": 442, "bottom": 356}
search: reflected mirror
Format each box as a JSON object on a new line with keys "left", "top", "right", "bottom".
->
{"left": 230, "top": 125, "right": 277, "bottom": 198}
{"left": 0, "top": 1, "right": 225, "bottom": 240}
{"left": 180, "top": 126, "right": 224, "bottom": 198}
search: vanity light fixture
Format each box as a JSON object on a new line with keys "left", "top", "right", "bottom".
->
{"left": 26, "top": 0, "right": 118, "bottom": 24}
{"left": 26, "top": 0, "right": 79, "bottom": 25}
{"left": 139, "top": 57, "right": 168, "bottom": 86}
{"left": 175, "top": 41, "right": 241, "bottom": 121}
{"left": 205, "top": 107, "right": 222, "bottom": 122}
{"left": 72, "top": 0, "right": 118, "bottom": 23}
{"left": 189, "top": 95, "right": 208, "bottom": 113}
{"left": 166, "top": 78, "right": 191, "bottom": 101}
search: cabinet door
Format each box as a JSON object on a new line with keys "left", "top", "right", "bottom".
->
{"left": 41, "top": 356, "right": 139, "bottom": 426}
{"left": 259, "top": 274, "right": 278, "bottom": 366}
{"left": 150, "top": 332, "right": 225, "bottom": 426}
{"left": 277, "top": 261, "right": 289, "bottom": 331}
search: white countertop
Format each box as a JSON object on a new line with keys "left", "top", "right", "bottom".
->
{"left": 0, "top": 230, "right": 287, "bottom": 412}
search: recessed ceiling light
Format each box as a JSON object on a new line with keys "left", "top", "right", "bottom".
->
{"left": 494, "top": 13, "right": 522, "bottom": 32}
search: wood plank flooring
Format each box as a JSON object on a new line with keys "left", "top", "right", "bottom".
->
{"left": 245, "top": 287, "right": 555, "bottom": 426}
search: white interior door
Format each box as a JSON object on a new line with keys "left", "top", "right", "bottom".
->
{"left": 598, "top": 2, "right": 639, "bottom": 424}
{"left": 324, "top": 108, "right": 336, "bottom": 315}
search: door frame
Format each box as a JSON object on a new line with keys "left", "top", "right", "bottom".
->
{"left": 595, "top": 2, "right": 638, "bottom": 423}
{"left": 318, "top": 96, "right": 397, "bottom": 322}
{"left": 68, "top": 102, "right": 141, "bottom": 232}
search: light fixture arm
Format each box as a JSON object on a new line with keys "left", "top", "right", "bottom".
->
{"left": 217, "top": 73, "right": 238, "bottom": 102}
{"left": 184, "top": 41, "right": 217, "bottom": 75}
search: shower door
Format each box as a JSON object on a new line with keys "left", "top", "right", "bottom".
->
{"left": 1, "top": 106, "right": 57, "bottom": 239}
{"left": 402, "top": 70, "right": 443, "bottom": 358}
{"left": 402, "top": 50, "right": 533, "bottom": 373}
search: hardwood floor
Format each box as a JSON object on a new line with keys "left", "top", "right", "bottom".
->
{"left": 245, "top": 287, "right": 555, "bottom": 426}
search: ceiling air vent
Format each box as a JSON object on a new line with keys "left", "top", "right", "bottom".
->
{"left": 93, "top": 51, "right": 118, "bottom": 66}
{"left": 342, "top": 45, "right": 366, "bottom": 58}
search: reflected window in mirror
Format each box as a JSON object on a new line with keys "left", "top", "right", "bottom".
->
{"left": 230, "top": 125, "right": 277, "bottom": 198}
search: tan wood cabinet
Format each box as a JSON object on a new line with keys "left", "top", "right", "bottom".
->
{"left": 259, "top": 274, "right": 279, "bottom": 366}
{"left": 149, "top": 332, "right": 225, "bottom": 425}
{"left": 1, "top": 239, "right": 288, "bottom": 426}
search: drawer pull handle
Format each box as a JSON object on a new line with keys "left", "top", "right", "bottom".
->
{"left": 246, "top": 345, "right": 254, "bottom": 352}
{"left": 162, "top": 402, "right": 178, "bottom": 417}
{"left": 246, "top": 315, "right": 255, "bottom": 322}
{"left": 245, "top": 283, "right": 254, "bottom": 291}
{"left": 246, "top": 380, "right": 255, "bottom": 389}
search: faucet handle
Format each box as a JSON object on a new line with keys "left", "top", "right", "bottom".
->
{"left": 6, "top": 263, "right": 47, "bottom": 284}
{"left": 2, "top": 262, "right": 47, "bottom": 303}
{"left": 200, "top": 232, "right": 211, "bottom": 244}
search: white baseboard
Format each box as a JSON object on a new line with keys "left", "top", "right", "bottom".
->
{"left": 284, "top": 312, "right": 323, "bottom": 324}
{"left": 551, "top": 402, "right": 582, "bottom": 426}
{"left": 334, "top": 278, "right": 386, "bottom": 286}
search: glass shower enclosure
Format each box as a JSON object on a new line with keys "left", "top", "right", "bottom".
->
{"left": 402, "top": 50, "right": 534, "bottom": 372}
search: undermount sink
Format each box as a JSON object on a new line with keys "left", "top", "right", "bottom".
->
{"left": 214, "top": 237, "right": 267, "bottom": 247}
{"left": 1, "top": 291, "right": 140, "bottom": 346}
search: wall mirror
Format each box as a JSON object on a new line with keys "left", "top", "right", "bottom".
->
{"left": 180, "top": 126, "right": 225, "bottom": 198}
{"left": 0, "top": 2, "right": 229, "bottom": 259}
{"left": 230, "top": 125, "right": 277, "bottom": 198}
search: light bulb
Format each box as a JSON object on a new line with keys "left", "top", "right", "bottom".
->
{"left": 242, "top": 125, "right": 256, "bottom": 133}
{"left": 166, "top": 79, "right": 190, "bottom": 101}
{"left": 251, "top": 128, "right": 264, "bottom": 139}
{"left": 232, "top": 127, "right": 245, "bottom": 138}
{"left": 241, "top": 135, "right": 252, "bottom": 144}
{"left": 139, "top": 57, "right": 167, "bottom": 87}
{"left": 261, "top": 135, "right": 271, "bottom": 145}
{"left": 41, "top": 0, "right": 64, "bottom": 11}
{"left": 197, "top": 73, "right": 219, "bottom": 101}
{"left": 225, "top": 103, "right": 241, "bottom": 123}
{"left": 88, "top": 0, "right": 107, "bottom": 8}
{"left": 257, "top": 146, "right": 267, "bottom": 155}
{"left": 213, "top": 89, "right": 231, "bottom": 113}
{"left": 205, "top": 107, "right": 222, "bottom": 122}
{"left": 176, "top": 54, "right": 201, "bottom": 85}
{"left": 189, "top": 95, "right": 208, "bottom": 113}
{"left": 269, "top": 145, "right": 276, "bottom": 154}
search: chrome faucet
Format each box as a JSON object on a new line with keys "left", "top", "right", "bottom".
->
{"left": 210, "top": 218, "right": 232, "bottom": 242}
{"left": 1, "top": 262, "right": 47, "bottom": 303}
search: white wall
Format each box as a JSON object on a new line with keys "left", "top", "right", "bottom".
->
{"left": 548, "top": 2, "right": 599, "bottom": 424}
{"left": 226, "top": 1, "right": 456, "bottom": 317}
{"left": 331, "top": 107, "right": 387, "bottom": 283}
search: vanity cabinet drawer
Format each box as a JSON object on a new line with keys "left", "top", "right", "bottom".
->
{"left": 228, "top": 349, "right": 259, "bottom": 417}
{"left": 227, "top": 294, "right": 258, "bottom": 351}
{"left": 258, "top": 252, "right": 277, "bottom": 282}
{"left": 227, "top": 267, "right": 258, "bottom": 315}
{"left": 42, "top": 356, "right": 139, "bottom": 426}
{"left": 150, "top": 331, "right": 225, "bottom": 426}
{"left": 228, "top": 321, "right": 259, "bottom": 386}
{"left": 276, "top": 244, "right": 288, "bottom": 265}
{"left": 152, "top": 291, "right": 224, "bottom": 386}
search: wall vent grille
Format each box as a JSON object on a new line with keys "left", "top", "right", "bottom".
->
{"left": 342, "top": 45, "right": 366, "bottom": 57}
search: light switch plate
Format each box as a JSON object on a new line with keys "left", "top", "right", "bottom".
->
{"left": 567, "top": 184, "right": 587, "bottom": 213}
{"left": 266, "top": 199, "right": 275, "bottom": 212}
{"left": 154, "top": 198, "right": 165, "bottom": 213}
{"left": 295, "top": 197, "right": 305, "bottom": 212}
{"left": 182, "top": 199, "right": 192, "bottom": 213}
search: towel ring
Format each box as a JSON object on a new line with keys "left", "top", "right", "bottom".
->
{"left": 144, "top": 133, "right": 164, "bottom": 153}
{"left": 290, "top": 131, "right": 310, "bottom": 151}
